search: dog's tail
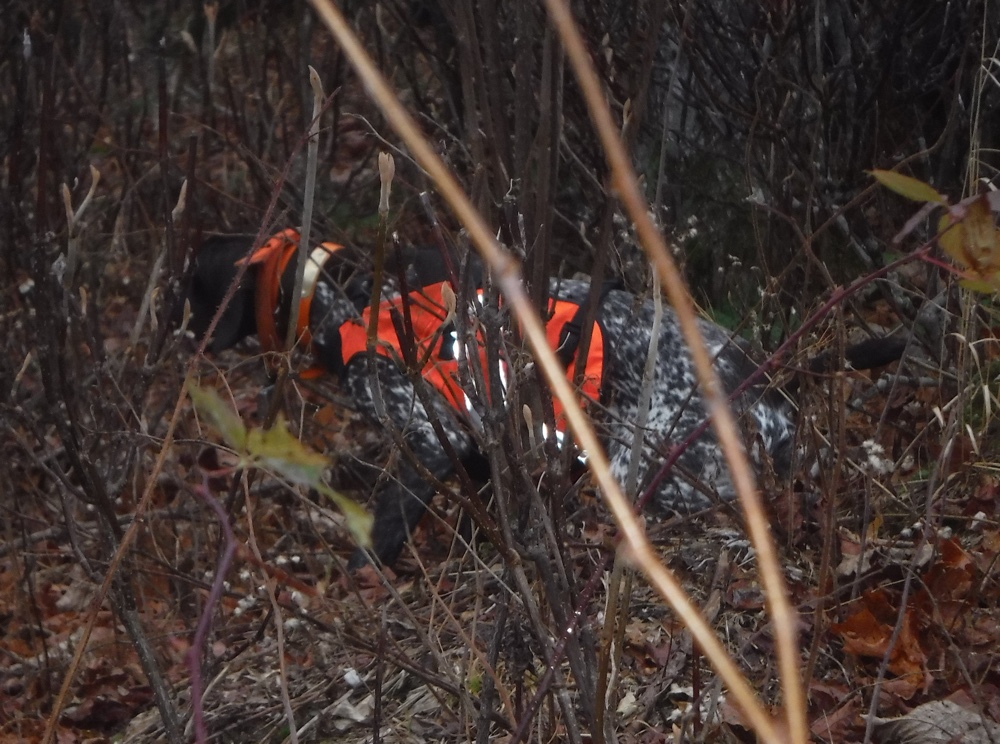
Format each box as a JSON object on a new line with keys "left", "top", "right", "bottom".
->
{"left": 808, "top": 335, "right": 909, "bottom": 374}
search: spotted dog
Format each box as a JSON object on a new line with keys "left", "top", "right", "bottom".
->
{"left": 184, "top": 229, "right": 900, "bottom": 566}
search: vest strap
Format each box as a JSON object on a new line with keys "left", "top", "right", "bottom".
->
{"left": 244, "top": 228, "right": 343, "bottom": 358}
{"left": 556, "top": 279, "right": 620, "bottom": 368}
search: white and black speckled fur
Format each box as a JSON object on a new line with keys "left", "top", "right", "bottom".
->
{"left": 558, "top": 279, "right": 795, "bottom": 513}
{"left": 307, "top": 275, "right": 795, "bottom": 565}
{"left": 184, "top": 237, "right": 893, "bottom": 567}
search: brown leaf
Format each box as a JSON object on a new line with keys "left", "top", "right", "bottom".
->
{"left": 831, "top": 591, "right": 928, "bottom": 680}
{"left": 810, "top": 694, "right": 860, "bottom": 741}
{"left": 725, "top": 579, "right": 765, "bottom": 610}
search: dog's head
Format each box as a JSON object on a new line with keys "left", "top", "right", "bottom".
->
{"left": 180, "top": 232, "right": 374, "bottom": 357}
{"left": 182, "top": 234, "right": 260, "bottom": 352}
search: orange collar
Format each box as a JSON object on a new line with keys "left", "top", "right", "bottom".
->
{"left": 244, "top": 228, "right": 342, "bottom": 356}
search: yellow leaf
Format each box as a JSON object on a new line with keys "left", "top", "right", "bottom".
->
{"left": 188, "top": 384, "right": 247, "bottom": 450}
{"left": 938, "top": 212, "right": 964, "bottom": 265}
{"left": 246, "top": 418, "right": 329, "bottom": 486}
{"left": 317, "top": 483, "right": 373, "bottom": 549}
{"left": 958, "top": 278, "right": 998, "bottom": 293}
{"left": 188, "top": 386, "right": 371, "bottom": 547}
{"left": 940, "top": 196, "right": 1000, "bottom": 293}
{"left": 962, "top": 196, "right": 1000, "bottom": 270}
{"left": 870, "top": 170, "right": 946, "bottom": 204}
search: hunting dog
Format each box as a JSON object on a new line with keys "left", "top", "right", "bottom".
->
{"left": 183, "top": 229, "right": 900, "bottom": 566}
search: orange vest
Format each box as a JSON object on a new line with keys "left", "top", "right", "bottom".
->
{"left": 249, "top": 230, "right": 606, "bottom": 427}
{"left": 337, "top": 283, "right": 605, "bottom": 430}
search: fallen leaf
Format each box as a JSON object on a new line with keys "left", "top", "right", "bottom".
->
{"left": 868, "top": 699, "right": 1000, "bottom": 744}
{"left": 831, "top": 590, "right": 928, "bottom": 680}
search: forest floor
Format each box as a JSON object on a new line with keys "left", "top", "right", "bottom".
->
{"left": 7, "top": 282, "right": 1000, "bottom": 743}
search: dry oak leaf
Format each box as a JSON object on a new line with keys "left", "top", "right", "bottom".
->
{"left": 831, "top": 589, "right": 928, "bottom": 683}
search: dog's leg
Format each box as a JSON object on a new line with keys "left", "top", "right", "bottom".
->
{"left": 346, "top": 357, "right": 472, "bottom": 567}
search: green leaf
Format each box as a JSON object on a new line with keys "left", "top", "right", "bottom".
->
{"left": 189, "top": 385, "right": 371, "bottom": 550}
{"left": 316, "top": 483, "right": 373, "bottom": 549}
{"left": 246, "top": 417, "right": 329, "bottom": 486}
{"left": 188, "top": 384, "right": 247, "bottom": 450}
{"left": 870, "top": 170, "right": 946, "bottom": 204}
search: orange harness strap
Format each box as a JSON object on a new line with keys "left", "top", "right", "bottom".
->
{"left": 245, "top": 228, "right": 343, "bottom": 361}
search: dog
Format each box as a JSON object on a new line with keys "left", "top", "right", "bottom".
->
{"left": 182, "top": 228, "right": 903, "bottom": 566}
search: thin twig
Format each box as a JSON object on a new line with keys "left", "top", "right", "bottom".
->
{"left": 596, "top": 268, "right": 663, "bottom": 742}
{"left": 285, "top": 66, "right": 325, "bottom": 351}
{"left": 543, "top": 0, "right": 803, "bottom": 737}
{"left": 187, "top": 475, "right": 239, "bottom": 743}
{"left": 244, "top": 476, "right": 299, "bottom": 744}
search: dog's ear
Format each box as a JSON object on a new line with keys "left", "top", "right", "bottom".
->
{"left": 184, "top": 235, "right": 258, "bottom": 352}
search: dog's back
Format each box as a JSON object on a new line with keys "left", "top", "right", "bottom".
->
{"left": 548, "top": 278, "right": 793, "bottom": 513}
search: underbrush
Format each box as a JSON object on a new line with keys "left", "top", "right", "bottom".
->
{"left": 2, "top": 2, "right": 999, "bottom": 743}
